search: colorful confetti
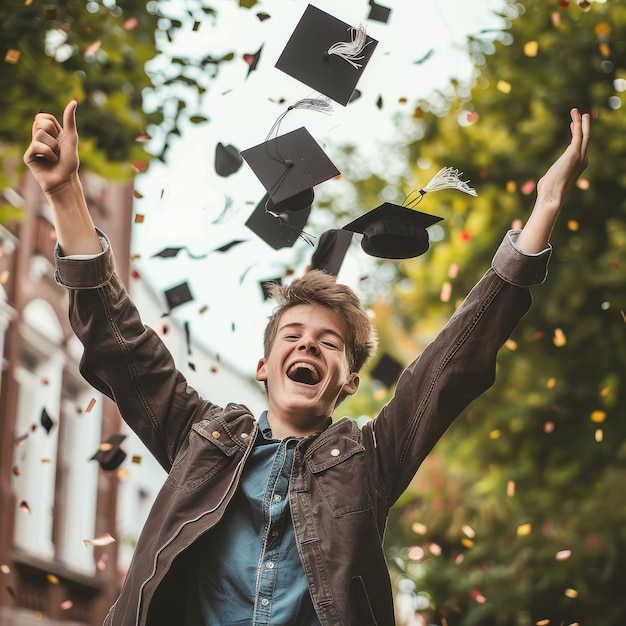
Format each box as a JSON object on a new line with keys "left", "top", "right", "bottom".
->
{"left": 83, "top": 533, "right": 116, "bottom": 547}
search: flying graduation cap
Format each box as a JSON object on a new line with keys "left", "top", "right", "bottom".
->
{"left": 368, "top": 0, "right": 392, "bottom": 24}
{"left": 164, "top": 281, "right": 194, "bottom": 310}
{"left": 370, "top": 353, "right": 404, "bottom": 388}
{"left": 310, "top": 229, "right": 353, "bottom": 277}
{"left": 241, "top": 126, "right": 339, "bottom": 205}
{"left": 215, "top": 142, "right": 244, "bottom": 177}
{"left": 343, "top": 167, "right": 477, "bottom": 259}
{"left": 275, "top": 4, "right": 378, "bottom": 106}
{"left": 90, "top": 434, "right": 127, "bottom": 471}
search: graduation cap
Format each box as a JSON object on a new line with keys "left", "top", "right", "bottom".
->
{"left": 164, "top": 281, "right": 194, "bottom": 310}
{"left": 260, "top": 277, "right": 282, "bottom": 301}
{"left": 215, "top": 142, "right": 243, "bottom": 177}
{"left": 241, "top": 127, "right": 339, "bottom": 205}
{"left": 243, "top": 44, "right": 263, "bottom": 77}
{"left": 246, "top": 193, "right": 312, "bottom": 250}
{"left": 343, "top": 203, "right": 442, "bottom": 259}
{"left": 40, "top": 408, "right": 54, "bottom": 434}
{"left": 275, "top": 4, "right": 378, "bottom": 106}
{"left": 310, "top": 229, "right": 353, "bottom": 276}
{"left": 90, "top": 434, "right": 127, "bottom": 471}
{"left": 343, "top": 167, "right": 477, "bottom": 259}
{"left": 152, "top": 247, "right": 183, "bottom": 258}
{"left": 368, "top": 0, "right": 392, "bottom": 23}
{"left": 370, "top": 353, "right": 404, "bottom": 388}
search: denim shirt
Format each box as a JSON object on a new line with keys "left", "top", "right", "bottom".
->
{"left": 184, "top": 412, "right": 320, "bottom": 626}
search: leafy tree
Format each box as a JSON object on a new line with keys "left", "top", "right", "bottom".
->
{"left": 375, "top": 1, "right": 626, "bottom": 624}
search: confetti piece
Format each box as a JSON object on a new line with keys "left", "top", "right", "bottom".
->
{"left": 132, "top": 455, "right": 142, "bottom": 464}
{"left": 595, "top": 22, "right": 611, "bottom": 37}
{"left": 551, "top": 11, "right": 561, "bottom": 26}
{"left": 408, "top": 546, "right": 424, "bottom": 561}
{"left": 506, "top": 480, "right": 515, "bottom": 497}
{"left": 462, "top": 525, "right": 476, "bottom": 539}
{"left": 19, "top": 501, "right": 31, "bottom": 514}
{"left": 496, "top": 80, "right": 512, "bottom": 94}
{"left": 567, "top": 220, "right": 579, "bottom": 231}
{"left": 489, "top": 429, "right": 500, "bottom": 440}
{"left": 86, "top": 40, "right": 101, "bottom": 55}
{"left": 83, "top": 533, "right": 116, "bottom": 547}
{"left": 4, "top": 49, "right": 21, "bottom": 64}
{"left": 461, "top": 538, "right": 474, "bottom": 548}
{"left": 524, "top": 41, "right": 539, "bottom": 56}
{"left": 428, "top": 543, "right": 442, "bottom": 556}
{"left": 547, "top": 377, "right": 556, "bottom": 389}
{"left": 85, "top": 398, "right": 96, "bottom": 413}
{"left": 440, "top": 282, "right": 452, "bottom": 303}
{"left": 40, "top": 458, "right": 51, "bottom": 464}
{"left": 544, "top": 421, "right": 555, "bottom": 433}
{"left": 1, "top": 564, "right": 10, "bottom": 574}
{"left": 504, "top": 339, "right": 517, "bottom": 350}
{"left": 521, "top": 180, "right": 536, "bottom": 195}
{"left": 47, "top": 574, "right": 59, "bottom": 585}
{"left": 192, "top": 20, "right": 201, "bottom": 31}
{"left": 134, "top": 214, "right": 145, "bottom": 224}
{"left": 601, "top": 301, "right": 610, "bottom": 310}
{"left": 576, "top": 178, "right": 589, "bottom": 190}
{"left": 556, "top": 549, "right": 572, "bottom": 561}
{"left": 591, "top": 410, "right": 606, "bottom": 423}
{"left": 411, "top": 522, "right": 427, "bottom": 535}
{"left": 517, "top": 523, "right": 532, "bottom": 536}
{"left": 455, "top": 554, "right": 464, "bottom": 564}
{"left": 124, "top": 17, "right": 138, "bottom": 30}
{"left": 595, "top": 428, "right": 603, "bottom": 442}
{"left": 133, "top": 161, "right": 149, "bottom": 173}
{"left": 506, "top": 180, "right": 516, "bottom": 193}
{"left": 564, "top": 588, "right": 578, "bottom": 598}
{"left": 60, "top": 600, "right": 73, "bottom": 610}
{"left": 448, "top": 263, "right": 459, "bottom": 279}
{"left": 467, "top": 112, "right": 479, "bottom": 123}
{"left": 553, "top": 328, "right": 567, "bottom": 347}
{"left": 199, "top": 305, "right": 209, "bottom": 314}
{"left": 536, "top": 620, "right": 550, "bottom": 626}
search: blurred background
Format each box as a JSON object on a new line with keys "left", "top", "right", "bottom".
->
{"left": 0, "top": 0, "right": 625, "bottom": 625}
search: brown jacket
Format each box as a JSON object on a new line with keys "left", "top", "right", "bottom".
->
{"left": 55, "top": 229, "right": 550, "bottom": 626}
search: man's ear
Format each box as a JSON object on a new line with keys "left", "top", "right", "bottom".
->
{"left": 342, "top": 373, "right": 360, "bottom": 397}
{"left": 256, "top": 358, "right": 268, "bottom": 382}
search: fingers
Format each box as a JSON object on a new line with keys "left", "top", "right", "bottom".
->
{"left": 62, "top": 100, "right": 78, "bottom": 137}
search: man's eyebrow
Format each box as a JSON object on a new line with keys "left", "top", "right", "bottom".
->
{"left": 279, "top": 322, "right": 345, "bottom": 343}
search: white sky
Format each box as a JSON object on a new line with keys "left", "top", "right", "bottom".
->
{"left": 131, "top": 0, "right": 507, "bottom": 376}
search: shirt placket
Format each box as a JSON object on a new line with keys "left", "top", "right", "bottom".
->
{"left": 253, "top": 438, "right": 297, "bottom": 625}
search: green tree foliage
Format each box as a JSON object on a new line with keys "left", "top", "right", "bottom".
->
{"left": 378, "top": 1, "right": 626, "bottom": 624}
{"left": 0, "top": 0, "right": 236, "bottom": 194}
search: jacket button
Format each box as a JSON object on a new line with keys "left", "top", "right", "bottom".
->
{"left": 330, "top": 448, "right": 340, "bottom": 457}
{"left": 212, "top": 431, "right": 221, "bottom": 439}
{"left": 241, "top": 433, "right": 249, "bottom": 439}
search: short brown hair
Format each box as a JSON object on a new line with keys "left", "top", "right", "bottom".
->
{"left": 263, "top": 270, "right": 378, "bottom": 375}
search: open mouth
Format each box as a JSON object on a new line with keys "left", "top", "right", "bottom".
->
{"left": 286, "top": 362, "right": 321, "bottom": 385}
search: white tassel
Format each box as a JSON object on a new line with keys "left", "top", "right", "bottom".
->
{"left": 418, "top": 167, "right": 478, "bottom": 197}
{"left": 288, "top": 97, "right": 333, "bottom": 115}
{"left": 327, "top": 24, "right": 370, "bottom": 69}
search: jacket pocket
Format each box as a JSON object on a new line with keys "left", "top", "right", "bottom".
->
{"left": 165, "top": 420, "right": 241, "bottom": 493}
{"left": 306, "top": 436, "right": 373, "bottom": 517}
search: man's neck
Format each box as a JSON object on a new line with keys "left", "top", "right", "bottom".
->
{"left": 265, "top": 412, "right": 332, "bottom": 440}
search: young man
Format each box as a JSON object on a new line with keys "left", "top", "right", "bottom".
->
{"left": 24, "top": 102, "right": 589, "bottom": 626}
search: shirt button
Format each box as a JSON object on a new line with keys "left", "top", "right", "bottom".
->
{"left": 261, "top": 598, "right": 269, "bottom": 606}
{"left": 212, "top": 431, "right": 220, "bottom": 439}
{"left": 266, "top": 561, "right": 275, "bottom": 569}
{"left": 272, "top": 530, "right": 279, "bottom": 538}
{"left": 330, "top": 448, "right": 340, "bottom": 457}
{"left": 273, "top": 494, "right": 282, "bottom": 502}
{"left": 241, "top": 432, "right": 249, "bottom": 439}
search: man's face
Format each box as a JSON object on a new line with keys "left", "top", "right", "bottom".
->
{"left": 256, "top": 304, "right": 359, "bottom": 432}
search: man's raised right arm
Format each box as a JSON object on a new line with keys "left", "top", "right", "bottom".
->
{"left": 23, "top": 100, "right": 102, "bottom": 256}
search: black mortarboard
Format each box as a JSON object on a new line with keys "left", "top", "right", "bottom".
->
{"left": 310, "top": 229, "right": 353, "bottom": 277}
{"left": 164, "top": 281, "right": 194, "bottom": 310}
{"left": 370, "top": 353, "right": 404, "bottom": 388}
{"left": 241, "top": 127, "right": 339, "bottom": 204}
{"left": 368, "top": 0, "right": 392, "bottom": 24}
{"left": 153, "top": 247, "right": 183, "bottom": 258}
{"left": 215, "top": 142, "right": 244, "bottom": 177}
{"left": 260, "top": 277, "right": 282, "bottom": 301}
{"left": 40, "top": 408, "right": 54, "bottom": 434}
{"left": 275, "top": 4, "right": 378, "bottom": 106}
{"left": 213, "top": 239, "right": 246, "bottom": 253}
{"left": 243, "top": 45, "right": 263, "bottom": 77}
{"left": 342, "top": 203, "right": 443, "bottom": 259}
{"left": 246, "top": 193, "right": 312, "bottom": 250}
{"left": 90, "top": 434, "right": 127, "bottom": 471}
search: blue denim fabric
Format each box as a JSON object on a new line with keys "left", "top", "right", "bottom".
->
{"left": 185, "top": 412, "right": 319, "bottom": 626}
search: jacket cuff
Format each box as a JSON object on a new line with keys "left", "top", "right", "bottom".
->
{"left": 491, "top": 229, "right": 552, "bottom": 288}
{"left": 54, "top": 228, "right": 115, "bottom": 289}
